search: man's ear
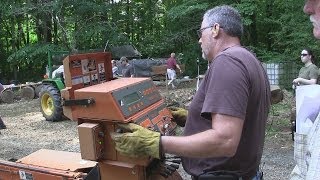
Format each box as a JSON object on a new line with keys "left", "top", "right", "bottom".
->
{"left": 211, "top": 24, "right": 220, "bottom": 37}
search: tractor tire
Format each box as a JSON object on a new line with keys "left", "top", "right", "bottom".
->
{"left": 39, "top": 85, "right": 63, "bottom": 122}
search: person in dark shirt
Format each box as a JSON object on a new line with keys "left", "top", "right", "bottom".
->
{"left": 111, "top": 5, "right": 270, "bottom": 180}
{"left": 120, "top": 56, "right": 134, "bottom": 77}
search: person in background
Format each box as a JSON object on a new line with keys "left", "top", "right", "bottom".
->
{"left": 290, "top": 48, "right": 318, "bottom": 141}
{"left": 290, "top": 1, "right": 320, "bottom": 179}
{"left": 292, "top": 48, "right": 318, "bottom": 88}
{"left": 166, "top": 53, "right": 182, "bottom": 88}
{"left": 111, "top": 5, "right": 270, "bottom": 180}
{"left": 111, "top": 60, "right": 119, "bottom": 77}
{"left": 120, "top": 56, "right": 134, "bottom": 77}
{"left": 52, "top": 65, "right": 64, "bottom": 79}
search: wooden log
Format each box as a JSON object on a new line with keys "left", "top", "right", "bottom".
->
{"left": 151, "top": 65, "right": 167, "bottom": 75}
{"left": 151, "top": 64, "right": 185, "bottom": 75}
{"left": 34, "top": 84, "right": 43, "bottom": 98}
{"left": 21, "top": 86, "right": 35, "bottom": 100}
{"left": 0, "top": 89, "right": 14, "bottom": 103}
{"left": 270, "top": 85, "right": 283, "bottom": 104}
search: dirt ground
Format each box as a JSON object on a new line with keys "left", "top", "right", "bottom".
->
{"left": 0, "top": 80, "right": 295, "bottom": 180}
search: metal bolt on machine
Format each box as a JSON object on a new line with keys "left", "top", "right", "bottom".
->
{"left": 0, "top": 52, "right": 182, "bottom": 180}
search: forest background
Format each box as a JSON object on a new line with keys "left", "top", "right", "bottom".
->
{"left": 0, "top": 0, "right": 317, "bottom": 83}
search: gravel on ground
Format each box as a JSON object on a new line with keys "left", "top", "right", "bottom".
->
{"left": 0, "top": 81, "right": 295, "bottom": 179}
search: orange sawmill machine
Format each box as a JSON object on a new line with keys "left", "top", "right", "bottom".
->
{"left": 0, "top": 52, "right": 182, "bottom": 180}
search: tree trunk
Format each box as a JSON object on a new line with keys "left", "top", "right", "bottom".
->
{"left": 266, "top": 0, "right": 274, "bottom": 51}
{"left": 44, "top": 13, "right": 52, "bottom": 43}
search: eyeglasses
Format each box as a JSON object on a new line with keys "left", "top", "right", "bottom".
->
{"left": 197, "top": 26, "right": 214, "bottom": 38}
{"left": 197, "top": 25, "right": 223, "bottom": 38}
{"left": 301, "top": 54, "right": 309, "bottom": 57}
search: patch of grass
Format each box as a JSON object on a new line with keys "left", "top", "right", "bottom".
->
{"left": 270, "top": 103, "right": 292, "bottom": 116}
{"left": 266, "top": 118, "right": 290, "bottom": 136}
{"left": 266, "top": 102, "right": 293, "bottom": 137}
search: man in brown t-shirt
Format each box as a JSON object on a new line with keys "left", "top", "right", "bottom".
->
{"left": 182, "top": 47, "right": 270, "bottom": 179}
{"left": 179, "top": 6, "right": 271, "bottom": 179}
{"left": 111, "top": 5, "right": 270, "bottom": 180}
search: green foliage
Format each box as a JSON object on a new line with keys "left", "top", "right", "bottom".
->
{"left": 166, "top": 1, "right": 208, "bottom": 20}
{"left": 0, "top": 0, "right": 319, "bottom": 83}
{"left": 7, "top": 44, "right": 63, "bottom": 64}
{"left": 255, "top": 1, "right": 320, "bottom": 62}
{"left": 5, "top": 43, "right": 65, "bottom": 82}
{"left": 233, "top": 0, "right": 258, "bottom": 26}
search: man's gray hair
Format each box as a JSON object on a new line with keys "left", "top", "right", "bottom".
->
{"left": 203, "top": 5, "right": 243, "bottom": 39}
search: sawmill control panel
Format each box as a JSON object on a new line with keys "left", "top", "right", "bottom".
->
{"left": 112, "top": 78, "right": 162, "bottom": 118}
{"left": 71, "top": 78, "right": 175, "bottom": 134}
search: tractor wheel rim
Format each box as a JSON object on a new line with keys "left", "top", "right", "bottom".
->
{"left": 41, "top": 93, "right": 54, "bottom": 116}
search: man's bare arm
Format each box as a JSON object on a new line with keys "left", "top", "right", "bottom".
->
{"left": 161, "top": 113, "right": 244, "bottom": 158}
{"left": 176, "top": 64, "right": 182, "bottom": 72}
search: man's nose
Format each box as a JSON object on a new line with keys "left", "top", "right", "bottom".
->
{"left": 303, "top": 1, "right": 314, "bottom": 15}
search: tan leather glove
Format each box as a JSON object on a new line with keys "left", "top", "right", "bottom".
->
{"left": 110, "top": 123, "right": 161, "bottom": 159}
{"left": 169, "top": 107, "right": 188, "bottom": 127}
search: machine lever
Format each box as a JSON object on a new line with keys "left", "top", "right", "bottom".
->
{"left": 62, "top": 98, "right": 95, "bottom": 106}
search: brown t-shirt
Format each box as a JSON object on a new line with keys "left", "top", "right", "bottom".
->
{"left": 182, "top": 46, "right": 271, "bottom": 179}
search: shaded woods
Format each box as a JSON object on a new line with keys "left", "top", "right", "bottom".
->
{"left": 0, "top": 0, "right": 317, "bottom": 83}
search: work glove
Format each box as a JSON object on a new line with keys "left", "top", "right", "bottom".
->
{"left": 110, "top": 123, "right": 161, "bottom": 159}
{"left": 169, "top": 107, "right": 188, "bottom": 127}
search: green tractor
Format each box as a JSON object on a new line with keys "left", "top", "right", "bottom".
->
{"left": 39, "top": 51, "right": 69, "bottom": 122}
